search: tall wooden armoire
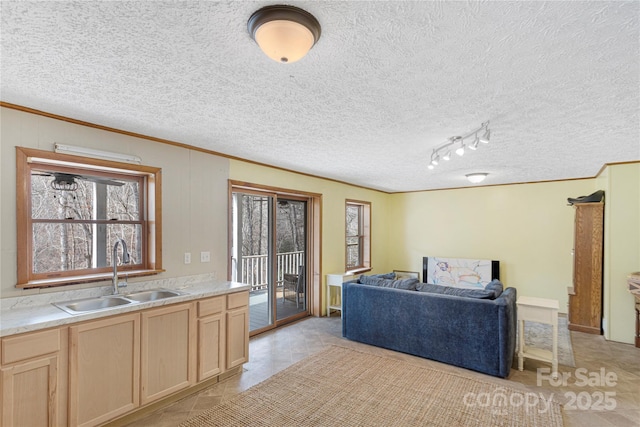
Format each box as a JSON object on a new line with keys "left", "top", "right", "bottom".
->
{"left": 568, "top": 202, "right": 604, "bottom": 334}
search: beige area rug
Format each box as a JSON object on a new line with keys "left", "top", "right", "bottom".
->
{"left": 180, "top": 346, "right": 563, "bottom": 427}
{"left": 522, "top": 315, "right": 576, "bottom": 367}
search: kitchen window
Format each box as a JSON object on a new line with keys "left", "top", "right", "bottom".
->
{"left": 16, "top": 147, "right": 162, "bottom": 288}
{"left": 345, "top": 200, "right": 371, "bottom": 273}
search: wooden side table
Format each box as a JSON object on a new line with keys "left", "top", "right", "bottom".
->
{"left": 517, "top": 296, "right": 559, "bottom": 378}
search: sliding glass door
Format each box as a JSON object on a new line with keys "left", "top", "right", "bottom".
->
{"left": 231, "top": 191, "right": 308, "bottom": 334}
{"left": 275, "top": 198, "right": 307, "bottom": 321}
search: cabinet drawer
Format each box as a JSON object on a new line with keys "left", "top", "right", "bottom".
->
{"left": 2, "top": 329, "right": 60, "bottom": 365}
{"left": 198, "top": 296, "right": 224, "bottom": 317}
{"left": 227, "top": 291, "right": 248, "bottom": 310}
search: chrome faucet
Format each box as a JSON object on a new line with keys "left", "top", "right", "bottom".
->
{"left": 112, "top": 239, "right": 130, "bottom": 294}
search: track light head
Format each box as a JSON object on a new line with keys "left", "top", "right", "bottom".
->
{"left": 480, "top": 128, "right": 490, "bottom": 143}
{"left": 455, "top": 138, "right": 465, "bottom": 156}
{"left": 425, "top": 121, "right": 490, "bottom": 172}
{"left": 469, "top": 134, "right": 479, "bottom": 150}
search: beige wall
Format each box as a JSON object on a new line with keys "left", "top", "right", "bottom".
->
{"left": 0, "top": 107, "right": 229, "bottom": 298}
{"left": 387, "top": 180, "right": 597, "bottom": 313}
{"left": 2, "top": 107, "right": 638, "bottom": 343}
{"left": 387, "top": 171, "right": 639, "bottom": 344}
{"left": 228, "top": 160, "right": 392, "bottom": 313}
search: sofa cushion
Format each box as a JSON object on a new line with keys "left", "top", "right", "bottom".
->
{"left": 485, "top": 279, "right": 504, "bottom": 298}
{"left": 357, "top": 272, "right": 395, "bottom": 283}
{"left": 372, "top": 272, "right": 396, "bottom": 279}
{"left": 416, "top": 282, "right": 496, "bottom": 299}
{"left": 359, "top": 276, "right": 419, "bottom": 290}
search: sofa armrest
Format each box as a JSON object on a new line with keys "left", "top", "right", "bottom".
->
{"left": 495, "top": 287, "right": 517, "bottom": 377}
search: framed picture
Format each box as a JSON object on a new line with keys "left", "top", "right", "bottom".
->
{"left": 422, "top": 257, "right": 499, "bottom": 289}
{"left": 393, "top": 270, "right": 420, "bottom": 281}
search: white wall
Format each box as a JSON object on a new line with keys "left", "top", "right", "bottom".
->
{"left": 1, "top": 107, "right": 229, "bottom": 298}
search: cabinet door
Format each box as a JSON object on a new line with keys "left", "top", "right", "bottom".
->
{"left": 226, "top": 306, "right": 249, "bottom": 370}
{"left": 140, "top": 303, "right": 196, "bottom": 405}
{"left": 1, "top": 327, "right": 66, "bottom": 427}
{"left": 198, "top": 313, "right": 225, "bottom": 381}
{"left": 570, "top": 203, "right": 604, "bottom": 334}
{"left": 1, "top": 355, "right": 58, "bottom": 427}
{"left": 69, "top": 313, "right": 140, "bottom": 427}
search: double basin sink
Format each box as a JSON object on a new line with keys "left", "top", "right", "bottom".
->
{"left": 53, "top": 289, "right": 186, "bottom": 315}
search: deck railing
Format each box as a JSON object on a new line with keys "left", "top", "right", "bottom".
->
{"left": 240, "top": 251, "right": 304, "bottom": 291}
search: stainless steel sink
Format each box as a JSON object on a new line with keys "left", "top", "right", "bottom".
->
{"left": 54, "top": 296, "right": 135, "bottom": 315}
{"left": 53, "top": 288, "right": 185, "bottom": 315}
{"left": 124, "top": 288, "right": 184, "bottom": 302}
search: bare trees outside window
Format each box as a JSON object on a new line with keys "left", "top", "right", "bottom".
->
{"left": 16, "top": 147, "right": 162, "bottom": 288}
{"left": 30, "top": 170, "right": 143, "bottom": 274}
{"left": 346, "top": 200, "right": 371, "bottom": 272}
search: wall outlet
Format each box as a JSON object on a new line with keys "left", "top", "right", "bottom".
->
{"left": 200, "top": 251, "right": 211, "bottom": 263}
{"left": 184, "top": 252, "right": 191, "bottom": 264}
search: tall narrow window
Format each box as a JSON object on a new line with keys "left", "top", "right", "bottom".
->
{"left": 345, "top": 200, "right": 371, "bottom": 272}
{"left": 16, "top": 147, "right": 162, "bottom": 288}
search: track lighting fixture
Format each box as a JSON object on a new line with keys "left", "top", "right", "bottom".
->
{"left": 427, "top": 121, "right": 490, "bottom": 171}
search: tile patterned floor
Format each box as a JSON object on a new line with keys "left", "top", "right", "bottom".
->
{"left": 123, "top": 316, "right": 640, "bottom": 427}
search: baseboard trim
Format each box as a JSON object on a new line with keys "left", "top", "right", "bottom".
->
{"left": 568, "top": 323, "right": 602, "bottom": 334}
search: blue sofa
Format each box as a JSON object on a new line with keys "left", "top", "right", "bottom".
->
{"left": 341, "top": 280, "right": 517, "bottom": 378}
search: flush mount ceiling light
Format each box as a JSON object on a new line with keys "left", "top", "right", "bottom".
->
{"left": 427, "top": 121, "right": 490, "bottom": 171}
{"left": 466, "top": 173, "right": 489, "bottom": 184}
{"left": 248, "top": 5, "right": 321, "bottom": 63}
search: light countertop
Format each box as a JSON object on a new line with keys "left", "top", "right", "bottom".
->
{"left": 0, "top": 279, "right": 249, "bottom": 337}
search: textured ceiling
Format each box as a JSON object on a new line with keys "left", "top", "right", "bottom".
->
{"left": 1, "top": 1, "right": 639, "bottom": 192}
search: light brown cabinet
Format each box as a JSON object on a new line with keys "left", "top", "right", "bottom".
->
{"left": 197, "top": 296, "right": 225, "bottom": 381}
{"left": 140, "top": 302, "right": 196, "bottom": 405}
{"left": 1, "top": 290, "right": 249, "bottom": 427}
{"left": 226, "top": 292, "right": 249, "bottom": 369}
{"left": 568, "top": 202, "right": 604, "bottom": 334}
{"left": 1, "top": 328, "right": 67, "bottom": 427}
{"left": 69, "top": 313, "right": 140, "bottom": 427}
